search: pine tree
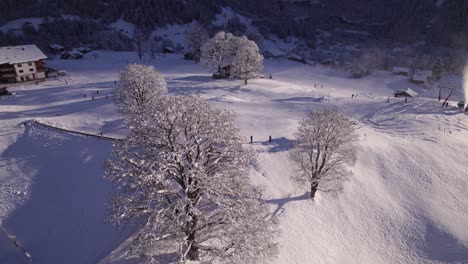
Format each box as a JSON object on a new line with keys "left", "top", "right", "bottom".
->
{"left": 432, "top": 57, "right": 444, "bottom": 80}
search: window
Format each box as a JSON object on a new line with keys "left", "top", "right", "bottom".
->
{"left": 30, "top": 68, "right": 34, "bottom": 72}
{"left": 28, "top": 62, "right": 32, "bottom": 66}
{"left": 20, "top": 77, "right": 24, "bottom": 81}
{"left": 17, "top": 64, "right": 22, "bottom": 68}
{"left": 19, "top": 70, "right": 24, "bottom": 73}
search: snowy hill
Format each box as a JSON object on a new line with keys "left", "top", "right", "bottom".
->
{"left": 1, "top": 52, "right": 468, "bottom": 263}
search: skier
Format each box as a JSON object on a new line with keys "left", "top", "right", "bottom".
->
{"left": 405, "top": 97, "right": 407, "bottom": 103}
{"left": 269, "top": 135, "right": 272, "bottom": 142}
{"left": 352, "top": 94, "right": 354, "bottom": 99}
{"left": 387, "top": 97, "right": 390, "bottom": 103}
{"left": 250, "top": 136, "right": 253, "bottom": 143}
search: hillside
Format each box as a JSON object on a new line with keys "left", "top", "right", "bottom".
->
{"left": 0, "top": 52, "right": 467, "bottom": 263}
{"left": 1, "top": 0, "right": 468, "bottom": 51}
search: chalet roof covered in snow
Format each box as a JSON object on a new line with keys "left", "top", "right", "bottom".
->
{"left": 395, "top": 88, "right": 418, "bottom": 97}
{"left": 392, "top": 67, "right": 411, "bottom": 74}
{"left": 0, "top": 44, "right": 47, "bottom": 64}
{"left": 412, "top": 69, "right": 433, "bottom": 82}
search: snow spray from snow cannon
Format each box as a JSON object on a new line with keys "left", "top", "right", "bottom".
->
{"left": 464, "top": 65, "right": 468, "bottom": 111}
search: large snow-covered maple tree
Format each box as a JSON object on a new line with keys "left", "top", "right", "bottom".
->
{"left": 114, "top": 64, "right": 167, "bottom": 115}
{"left": 289, "top": 107, "right": 358, "bottom": 199}
{"left": 230, "top": 36, "right": 264, "bottom": 85}
{"left": 105, "top": 95, "right": 278, "bottom": 263}
{"left": 200, "top": 31, "right": 234, "bottom": 73}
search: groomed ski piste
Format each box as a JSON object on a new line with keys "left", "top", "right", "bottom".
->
{"left": 1, "top": 52, "right": 467, "bottom": 264}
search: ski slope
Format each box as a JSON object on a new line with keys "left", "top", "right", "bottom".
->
{"left": 0, "top": 52, "right": 467, "bottom": 263}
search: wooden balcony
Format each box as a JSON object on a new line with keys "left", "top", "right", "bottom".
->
{"left": 35, "top": 60, "right": 47, "bottom": 72}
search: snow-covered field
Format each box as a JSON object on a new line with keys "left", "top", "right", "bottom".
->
{"left": 1, "top": 52, "right": 467, "bottom": 263}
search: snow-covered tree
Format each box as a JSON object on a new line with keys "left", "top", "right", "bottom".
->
{"left": 200, "top": 31, "right": 234, "bottom": 73}
{"left": 432, "top": 57, "right": 444, "bottom": 80}
{"left": 114, "top": 64, "right": 167, "bottom": 115}
{"left": 231, "top": 36, "right": 264, "bottom": 85}
{"left": 105, "top": 95, "right": 278, "bottom": 263}
{"left": 185, "top": 21, "right": 209, "bottom": 62}
{"left": 289, "top": 108, "right": 358, "bottom": 199}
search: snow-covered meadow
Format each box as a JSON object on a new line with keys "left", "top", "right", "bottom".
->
{"left": 1, "top": 52, "right": 468, "bottom": 263}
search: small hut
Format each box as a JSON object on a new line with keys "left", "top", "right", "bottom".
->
{"left": 394, "top": 88, "right": 418, "bottom": 98}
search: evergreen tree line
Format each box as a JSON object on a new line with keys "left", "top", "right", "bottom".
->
{"left": 0, "top": 0, "right": 467, "bottom": 50}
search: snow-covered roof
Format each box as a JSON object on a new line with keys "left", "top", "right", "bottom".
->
{"left": 392, "top": 67, "right": 410, "bottom": 73}
{"left": 405, "top": 88, "right": 418, "bottom": 97}
{"left": 288, "top": 54, "right": 304, "bottom": 60}
{"left": 396, "top": 88, "right": 418, "bottom": 97}
{"left": 414, "top": 69, "right": 432, "bottom": 77}
{"left": 49, "top": 43, "right": 64, "bottom": 50}
{"left": 0, "top": 44, "right": 47, "bottom": 64}
{"left": 264, "top": 48, "right": 285, "bottom": 57}
{"left": 412, "top": 69, "right": 432, "bottom": 82}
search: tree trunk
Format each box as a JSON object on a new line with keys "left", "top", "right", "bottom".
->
{"left": 187, "top": 243, "right": 199, "bottom": 261}
{"left": 244, "top": 79, "right": 248, "bottom": 85}
{"left": 310, "top": 182, "right": 318, "bottom": 199}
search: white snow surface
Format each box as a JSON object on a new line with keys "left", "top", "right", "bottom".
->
{"left": 0, "top": 51, "right": 467, "bottom": 263}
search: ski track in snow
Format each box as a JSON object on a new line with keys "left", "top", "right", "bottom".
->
{"left": 1, "top": 51, "right": 468, "bottom": 263}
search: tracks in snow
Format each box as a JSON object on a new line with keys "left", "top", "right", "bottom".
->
{"left": 362, "top": 99, "right": 468, "bottom": 141}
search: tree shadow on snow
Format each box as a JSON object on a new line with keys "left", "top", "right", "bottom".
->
{"left": 0, "top": 125, "right": 134, "bottom": 264}
{"left": 272, "top": 96, "right": 325, "bottom": 104}
{"left": 261, "top": 137, "right": 294, "bottom": 153}
{"left": 264, "top": 193, "right": 310, "bottom": 217}
{"left": 171, "top": 75, "right": 213, "bottom": 83}
{"left": 420, "top": 222, "right": 468, "bottom": 263}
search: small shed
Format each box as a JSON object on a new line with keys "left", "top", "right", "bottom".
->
{"left": 394, "top": 88, "right": 418, "bottom": 98}
{"left": 392, "top": 67, "right": 411, "bottom": 76}
{"left": 263, "top": 48, "right": 284, "bottom": 59}
{"left": 49, "top": 43, "right": 65, "bottom": 53}
{"left": 213, "top": 65, "right": 232, "bottom": 79}
{"left": 411, "top": 69, "right": 433, "bottom": 85}
{"left": 288, "top": 55, "right": 307, "bottom": 64}
{"left": 162, "top": 47, "right": 174, "bottom": 54}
